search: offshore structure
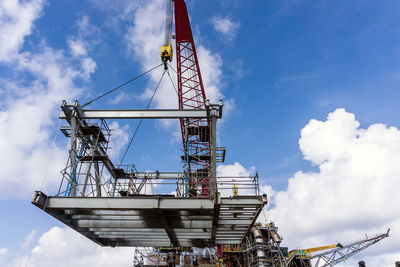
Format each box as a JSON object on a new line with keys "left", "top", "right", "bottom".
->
{"left": 32, "top": 0, "right": 389, "bottom": 266}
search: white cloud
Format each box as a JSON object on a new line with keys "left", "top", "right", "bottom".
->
{"left": 107, "top": 121, "right": 129, "bottom": 160}
{"left": 81, "top": 57, "right": 97, "bottom": 79}
{"left": 68, "top": 39, "right": 87, "bottom": 57}
{"left": 7, "top": 227, "right": 132, "bottom": 267}
{"left": 211, "top": 17, "right": 240, "bottom": 40}
{"left": 0, "top": 248, "right": 8, "bottom": 261}
{"left": 217, "top": 162, "right": 255, "bottom": 177}
{"left": 197, "top": 46, "right": 223, "bottom": 103}
{"left": 0, "top": 2, "right": 103, "bottom": 198}
{"left": 0, "top": 46, "right": 82, "bottom": 198}
{"left": 217, "top": 162, "right": 256, "bottom": 197}
{"left": 263, "top": 108, "right": 400, "bottom": 266}
{"left": 67, "top": 16, "right": 99, "bottom": 79}
{"left": 0, "top": 0, "right": 44, "bottom": 62}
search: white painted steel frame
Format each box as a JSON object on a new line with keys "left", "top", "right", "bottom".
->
{"left": 32, "top": 191, "right": 264, "bottom": 247}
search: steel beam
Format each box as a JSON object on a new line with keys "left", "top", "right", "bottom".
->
{"left": 211, "top": 193, "right": 220, "bottom": 245}
{"left": 32, "top": 192, "right": 214, "bottom": 210}
{"left": 75, "top": 220, "right": 212, "bottom": 229}
{"left": 157, "top": 210, "right": 178, "bottom": 247}
{"left": 118, "top": 172, "right": 184, "bottom": 179}
{"left": 220, "top": 197, "right": 264, "bottom": 206}
{"left": 32, "top": 191, "right": 263, "bottom": 247}
{"left": 60, "top": 109, "right": 208, "bottom": 120}
{"left": 71, "top": 215, "right": 213, "bottom": 220}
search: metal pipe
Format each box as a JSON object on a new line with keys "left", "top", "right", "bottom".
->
{"left": 250, "top": 225, "right": 265, "bottom": 267}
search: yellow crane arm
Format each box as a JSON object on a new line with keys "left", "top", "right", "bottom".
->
{"left": 289, "top": 243, "right": 342, "bottom": 258}
{"left": 302, "top": 243, "right": 341, "bottom": 254}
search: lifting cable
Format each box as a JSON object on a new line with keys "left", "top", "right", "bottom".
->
{"left": 166, "top": 69, "right": 179, "bottom": 96}
{"left": 118, "top": 70, "right": 167, "bottom": 167}
{"left": 81, "top": 63, "right": 163, "bottom": 108}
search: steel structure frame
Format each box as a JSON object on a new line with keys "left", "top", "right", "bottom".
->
{"left": 32, "top": 100, "right": 267, "bottom": 248}
{"left": 311, "top": 230, "right": 390, "bottom": 267}
{"left": 32, "top": 191, "right": 265, "bottom": 247}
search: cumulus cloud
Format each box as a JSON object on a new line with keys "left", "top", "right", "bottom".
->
{"left": 67, "top": 16, "right": 99, "bottom": 79}
{"left": 7, "top": 227, "right": 132, "bottom": 267}
{"left": 263, "top": 108, "right": 400, "bottom": 266}
{"left": 0, "top": 248, "right": 8, "bottom": 260}
{"left": 68, "top": 39, "right": 87, "bottom": 57}
{"left": 0, "top": 0, "right": 44, "bottom": 62}
{"left": 0, "top": 46, "right": 82, "bottom": 197}
{"left": 217, "top": 162, "right": 255, "bottom": 177}
{"left": 211, "top": 16, "right": 240, "bottom": 40}
{"left": 0, "top": 2, "right": 103, "bottom": 198}
{"left": 197, "top": 46, "right": 223, "bottom": 103}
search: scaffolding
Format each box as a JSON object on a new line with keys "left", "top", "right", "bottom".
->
{"left": 32, "top": 100, "right": 267, "bottom": 248}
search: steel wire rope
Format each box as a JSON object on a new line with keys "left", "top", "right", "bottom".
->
{"left": 112, "top": 69, "right": 178, "bottom": 196}
{"left": 166, "top": 69, "right": 179, "bottom": 96}
{"left": 118, "top": 70, "right": 167, "bottom": 167}
{"left": 81, "top": 63, "right": 163, "bottom": 107}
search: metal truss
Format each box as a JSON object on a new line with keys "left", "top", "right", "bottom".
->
{"left": 33, "top": 100, "right": 268, "bottom": 248}
{"left": 175, "top": 1, "right": 216, "bottom": 197}
{"left": 58, "top": 100, "right": 223, "bottom": 199}
{"left": 32, "top": 191, "right": 265, "bottom": 247}
{"left": 312, "top": 229, "right": 390, "bottom": 267}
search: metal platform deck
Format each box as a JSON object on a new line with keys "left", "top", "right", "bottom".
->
{"left": 32, "top": 191, "right": 265, "bottom": 248}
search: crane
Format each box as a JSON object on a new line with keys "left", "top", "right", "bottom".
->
{"left": 311, "top": 229, "right": 390, "bottom": 267}
{"left": 287, "top": 229, "right": 389, "bottom": 267}
{"left": 161, "top": 0, "right": 216, "bottom": 198}
{"left": 289, "top": 243, "right": 343, "bottom": 259}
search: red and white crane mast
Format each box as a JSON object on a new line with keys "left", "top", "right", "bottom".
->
{"left": 162, "top": 0, "right": 212, "bottom": 197}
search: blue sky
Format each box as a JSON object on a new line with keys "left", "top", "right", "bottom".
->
{"left": 1, "top": 0, "right": 400, "bottom": 266}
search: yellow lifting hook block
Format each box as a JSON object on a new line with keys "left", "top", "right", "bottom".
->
{"left": 161, "top": 42, "right": 173, "bottom": 62}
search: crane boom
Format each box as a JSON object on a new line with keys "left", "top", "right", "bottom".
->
{"left": 312, "top": 229, "right": 390, "bottom": 267}
{"left": 289, "top": 243, "right": 342, "bottom": 259}
{"left": 174, "top": 0, "right": 212, "bottom": 197}
{"left": 304, "top": 244, "right": 341, "bottom": 254}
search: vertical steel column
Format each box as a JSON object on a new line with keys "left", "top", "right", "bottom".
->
{"left": 69, "top": 111, "right": 78, "bottom": 197}
{"left": 81, "top": 162, "right": 92, "bottom": 196}
{"left": 210, "top": 109, "right": 217, "bottom": 197}
{"left": 94, "top": 162, "right": 101, "bottom": 196}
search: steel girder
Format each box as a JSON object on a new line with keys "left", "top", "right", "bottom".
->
{"left": 59, "top": 109, "right": 209, "bottom": 120}
{"left": 32, "top": 191, "right": 265, "bottom": 248}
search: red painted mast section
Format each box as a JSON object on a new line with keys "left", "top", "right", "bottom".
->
{"left": 174, "top": 0, "right": 210, "bottom": 197}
